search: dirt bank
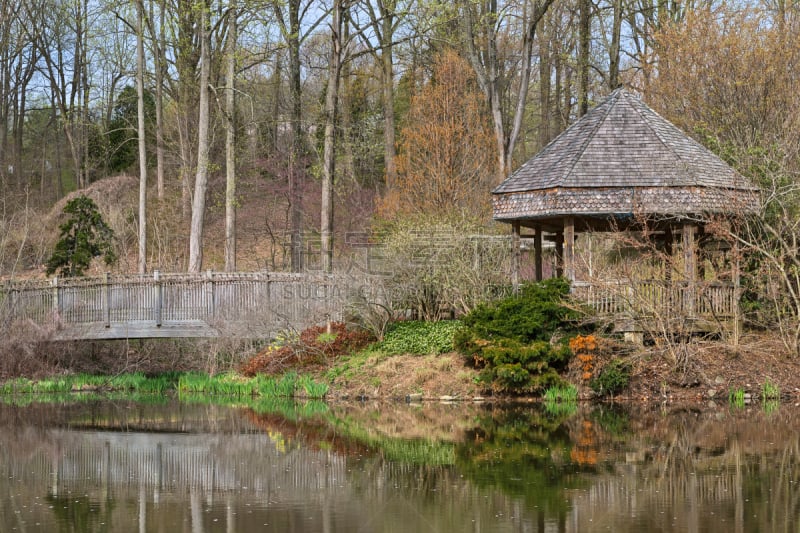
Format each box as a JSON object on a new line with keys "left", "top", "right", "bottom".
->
{"left": 322, "top": 334, "right": 800, "bottom": 404}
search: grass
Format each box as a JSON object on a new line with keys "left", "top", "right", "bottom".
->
{"left": 543, "top": 384, "right": 578, "bottom": 403}
{"left": 298, "top": 374, "right": 329, "bottom": 399}
{"left": 728, "top": 387, "right": 746, "bottom": 409}
{"left": 543, "top": 384, "right": 579, "bottom": 416}
{"left": 762, "top": 377, "right": 780, "bottom": 402}
{"left": 0, "top": 370, "right": 328, "bottom": 400}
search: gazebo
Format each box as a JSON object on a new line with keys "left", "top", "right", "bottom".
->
{"left": 492, "top": 88, "right": 760, "bottom": 331}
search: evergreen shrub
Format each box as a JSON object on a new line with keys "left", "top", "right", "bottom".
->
{"left": 589, "top": 359, "right": 631, "bottom": 397}
{"left": 455, "top": 278, "right": 579, "bottom": 393}
{"left": 46, "top": 195, "right": 117, "bottom": 277}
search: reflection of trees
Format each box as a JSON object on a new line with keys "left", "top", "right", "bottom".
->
{"left": 455, "top": 406, "right": 586, "bottom": 526}
{"left": 46, "top": 494, "right": 115, "bottom": 533}
{"left": 454, "top": 404, "right": 800, "bottom": 531}
{"left": 7, "top": 399, "right": 800, "bottom": 531}
{"left": 571, "top": 405, "right": 800, "bottom": 531}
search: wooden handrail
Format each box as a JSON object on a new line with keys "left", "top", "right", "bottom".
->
{"left": 0, "top": 271, "right": 375, "bottom": 340}
{"left": 572, "top": 279, "right": 737, "bottom": 319}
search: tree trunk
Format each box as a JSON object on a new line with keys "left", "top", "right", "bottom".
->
{"left": 176, "top": 0, "right": 199, "bottom": 221}
{"left": 0, "top": 11, "right": 7, "bottom": 189}
{"left": 538, "top": 19, "right": 552, "bottom": 150}
{"left": 578, "top": 0, "right": 591, "bottom": 117}
{"left": 287, "top": 0, "right": 304, "bottom": 272}
{"left": 152, "top": 0, "right": 166, "bottom": 200}
{"left": 380, "top": 1, "right": 397, "bottom": 188}
{"left": 609, "top": 0, "right": 623, "bottom": 89}
{"left": 224, "top": 0, "right": 237, "bottom": 272}
{"left": 136, "top": 0, "right": 148, "bottom": 274}
{"left": 321, "top": 0, "right": 343, "bottom": 273}
{"left": 507, "top": 0, "right": 553, "bottom": 172}
{"left": 188, "top": 3, "right": 210, "bottom": 273}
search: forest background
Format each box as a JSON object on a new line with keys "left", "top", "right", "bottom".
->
{"left": 1, "top": 0, "right": 800, "bottom": 366}
{"left": 2, "top": 0, "right": 797, "bottom": 273}
{"left": 0, "top": 0, "right": 800, "bottom": 390}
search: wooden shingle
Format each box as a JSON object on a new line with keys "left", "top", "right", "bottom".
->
{"left": 493, "top": 89, "right": 759, "bottom": 221}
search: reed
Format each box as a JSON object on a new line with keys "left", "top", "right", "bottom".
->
{"left": 728, "top": 387, "right": 746, "bottom": 409}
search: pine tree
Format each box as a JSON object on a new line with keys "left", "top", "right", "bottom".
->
{"left": 46, "top": 195, "right": 117, "bottom": 277}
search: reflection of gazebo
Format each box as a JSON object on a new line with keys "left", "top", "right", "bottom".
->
{"left": 492, "top": 89, "right": 759, "bottom": 330}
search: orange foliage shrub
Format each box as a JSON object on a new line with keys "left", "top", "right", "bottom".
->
{"left": 376, "top": 49, "right": 496, "bottom": 220}
{"left": 570, "top": 334, "right": 598, "bottom": 381}
{"left": 645, "top": 5, "right": 800, "bottom": 165}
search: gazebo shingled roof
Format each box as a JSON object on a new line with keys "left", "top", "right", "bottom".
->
{"left": 492, "top": 88, "right": 759, "bottom": 227}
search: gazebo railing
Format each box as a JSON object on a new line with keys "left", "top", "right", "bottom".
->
{"left": 572, "top": 280, "right": 737, "bottom": 321}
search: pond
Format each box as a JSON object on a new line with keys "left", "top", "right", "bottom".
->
{"left": 0, "top": 396, "right": 797, "bottom": 532}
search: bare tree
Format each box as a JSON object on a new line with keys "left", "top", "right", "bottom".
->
{"left": 352, "top": 0, "right": 412, "bottom": 189}
{"left": 188, "top": 0, "right": 211, "bottom": 273}
{"left": 23, "top": 0, "right": 89, "bottom": 189}
{"left": 321, "top": 0, "right": 345, "bottom": 273}
{"left": 136, "top": 0, "right": 148, "bottom": 274}
{"left": 461, "top": 0, "right": 556, "bottom": 180}
{"left": 146, "top": 0, "right": 167, "bottom": 200}
{"left": 272, "top": 0, "right": 326, "bottom": 272}
{"left": 224, "top": 0, "right": 237, "bottom": 272}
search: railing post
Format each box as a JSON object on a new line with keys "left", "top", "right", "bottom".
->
{"left": 205, "top": 270, "right": 215, "bottom": 319}
{"left": 683, "top": 222, "right": 697, "bottom": 318}
{"left": 10, "top": 285, "right": 17, "bottom": 320}
{"left": 103, "top": 272, "right": 111, "bottom": 328}
{"left": 154, "top": 270, "right": 162, "bottom": 327}
{"left": 51, "top": 276, "right": 60, "bottom": 321}
{"left": 511, "top": 221, "right": 521, "bottom": 294}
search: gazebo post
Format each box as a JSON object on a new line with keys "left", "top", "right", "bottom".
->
{"left": 664, "top": 225, "right": 673, "bottom": 282}
{"left": 683, "top": 222, "right": 697, "bottom": 317}
{"left": 511, "top": 220, "right": 521, "bottom": 294}
{"left": 534, "top": 225, "right": 543, "bottom": 281}
{"left": 563, "top": 216, "right": 575, "bottom": 282}
{"left": 555, "top": 230, "right": 564, "bottom": 278}
{"left": 732, "top": 236, "right": 741, "bottom": 346}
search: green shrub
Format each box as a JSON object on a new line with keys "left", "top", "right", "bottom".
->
{"left": 454, "top": 279, "right": 579, "bottom": 394}
{"left": 456, "top": 278, "right": 576, "bottom": 344}
{"left": 589, "top": 359, "right": 631, "bottom": 397}
{"left": 374, "top": 320, "right": 461, "bottom": 355}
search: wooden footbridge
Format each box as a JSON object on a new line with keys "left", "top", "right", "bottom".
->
{"left": 0, "top": 268, "right": 738, "bottom": 341}
{"left": 0, "top": 271, "right": 366, "bottom": 340}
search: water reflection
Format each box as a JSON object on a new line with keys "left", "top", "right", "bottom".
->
{"left": 0, "top": 399, "right": 798, "bottom": 532}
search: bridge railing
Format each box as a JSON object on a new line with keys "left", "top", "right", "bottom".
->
{"left": 0, "top": 271, "right": 381, "bottom": 338}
